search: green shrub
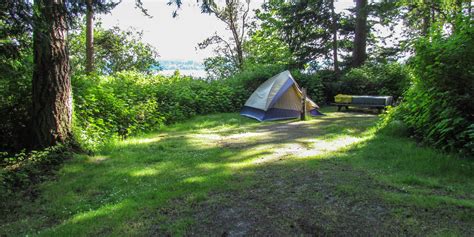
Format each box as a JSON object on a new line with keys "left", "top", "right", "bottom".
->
{"left": 395, "top": 20, "right": 474, "bottom": 156}
{"left": 73, "top": 72, "right": 166, "bottom": 150}
{"left": 339, "top": 62, "right": 410, "bottom": 100}
{"left": 317, "top": 70, "right": 338, "bottom": 104}
{"left": 0, "top": 53, "right": 33, "bottom": 151}
{"left": 73, "top": 71, "right": 241, "bottom": 151}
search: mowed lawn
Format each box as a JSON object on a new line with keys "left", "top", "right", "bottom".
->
{"left": 2, "top": 107, "right": 473, "bottom": 236}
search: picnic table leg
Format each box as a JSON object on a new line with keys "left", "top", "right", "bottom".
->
{"left": 345, "top": 106, "right": 349, "bottom": 111}
{"left": 337, "top": 105, "right": 342, "bottom": 111}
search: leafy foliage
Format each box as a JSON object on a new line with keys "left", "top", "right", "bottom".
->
{"left": 339, "top": 62, "right": 410, "bottom": 100}
{"left": 244, "top": 24, "right": 293, "bottom": 67}
{"left": 395, "top": 18, "right": 473, "bottom": 156}
{"left": 203, "top": 56, "right": 238, "bottom": 80}
{"left": 256, "top": 0, "right": 335, "bottom": 69}
{"left": 73, "top": 72, "right": 236, "bottom": 150}
{"left": 0, "top": 3, "right": 33, "bottom": 151}
{"left": 0, "top": 53, "right": 33, "bottom": 151}
{"left": 69, "top": 24, "right": 159, "bottom": 75}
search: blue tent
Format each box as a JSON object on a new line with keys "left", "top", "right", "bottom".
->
{"left": 240, "top": 71, "right": 323, "bottom": 121}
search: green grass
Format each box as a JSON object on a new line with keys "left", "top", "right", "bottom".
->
{"left": 1, "top": 107, "right": 473, "bottom": 236}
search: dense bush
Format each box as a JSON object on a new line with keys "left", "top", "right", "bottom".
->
{"left": 314, "top": 70, "right": 338, "bottom": 104}
{"left": 394, "top": 21, "right": 473, "bottom": 156}
{"left": 73, "top": 71, "right": 241, "bottom": 150}
{"left": 0, "top": 52, "right": 33, "bottom": 151}
{"left": 338, "top": 63, "right": 410, "bottom": 101}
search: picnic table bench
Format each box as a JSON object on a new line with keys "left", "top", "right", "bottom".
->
{"left": 332, "top": 95, "right": 393, "bottom": 113}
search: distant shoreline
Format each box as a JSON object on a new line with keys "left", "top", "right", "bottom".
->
{"left": 156, "top": 69, "right": 207, "bottom": 78}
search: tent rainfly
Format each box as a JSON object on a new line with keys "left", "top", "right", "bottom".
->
{"left": 240, "top": 70, "right": 323, "bottom": 121}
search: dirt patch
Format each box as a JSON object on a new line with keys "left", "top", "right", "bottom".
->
{"left": 184, "top": 161, "right": 405, "bottom": 236}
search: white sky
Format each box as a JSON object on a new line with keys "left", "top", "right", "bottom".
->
{"left": 99, "top": 0, "right": 355, "bottom": 62}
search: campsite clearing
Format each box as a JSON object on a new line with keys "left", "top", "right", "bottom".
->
{"left": 2, "top": 107, "right": 473, "bottom": 236}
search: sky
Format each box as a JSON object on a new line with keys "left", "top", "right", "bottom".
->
{"left": 99, "top": 0, "right": 355, "bottom": 62}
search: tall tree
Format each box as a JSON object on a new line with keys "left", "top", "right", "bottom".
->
{"left": 254, "top": 0, "right": 343, "bottom": 69}
{"left": 32, "top": 0, "right": 72, "bottom": 147}
{"left": 85, "top": 0, "right": 94, "bottom": 73}
{"left": 199, "top": 0, "right": 251, "bottom": 70}
{"left": 352, "top": 0, "right": 368, "bottom": 67}
{"left": 330, "top": 0, "right": 339, "bottom": 74}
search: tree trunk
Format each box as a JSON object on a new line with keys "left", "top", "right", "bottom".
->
{"left": 330, "top": 0, "right": 339, "bottom": 74}
{"left": 230, "top": 25, "right": 244, "bottom": 69}
{"left": 32, "top": 0, "right": 72, "bottom": 148}
{"left": 85, "top": 0, "right": 94, "bottom": 73}
{"left": 227, "top": 3, "right": 243, "bottom": 69}
{"left": 421, "top": 0, "right": 431, "bottom": 35}
{"left": 469, "top": 1, "right": 472, "bottom": 16}
{"left": 352, "top": 0, "right": 368, "bottom": 67}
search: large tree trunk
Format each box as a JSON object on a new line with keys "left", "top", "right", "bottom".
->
{"left": 32, "top": 0, "right": 72, "bottom": 148}
{"left": 85, "top": 0, "right": 94, "bottom": 73}
{"left": 330, "top": 0, "right": 339, "bottom": 74}
{"left": 352, "top": 0, "right": 368, "bottom": 67}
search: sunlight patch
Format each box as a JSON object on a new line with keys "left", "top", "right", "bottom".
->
{"left": 71, "top": 201, "right": 128, "bottom": 223}
{"left": 183, "top": 176, "right": 207, "bottom": 183}
{"left": 130, "top": 167, "right": 159, "bottom": 177}
{"left": 87, "top": 155, "right": 109, "bottom": 163}
{"left": 227, "top": 131, "right": 272, "bottom": 140}
{"left": 197, "top": 162, "right": 220, "bottom": 170}
{"left": 129, "top": 137, "right": 163, "bottom": 144}
{"left": 191, "top": 133, "right": 222, "bottom": 140}
{"left": 250, "top": 135, "right": 368, "bottom": 165}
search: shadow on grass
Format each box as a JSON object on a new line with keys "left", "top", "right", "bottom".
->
{"left": 2, "top": 110, "right": 473, "bottom": 236}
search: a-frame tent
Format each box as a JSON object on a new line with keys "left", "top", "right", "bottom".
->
{"left": 240, "top": 70, "right": 323, "bottom": 121}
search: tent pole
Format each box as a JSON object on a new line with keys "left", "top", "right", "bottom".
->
{"left": 301, "top": 87, "right": 307, "bottom": 121}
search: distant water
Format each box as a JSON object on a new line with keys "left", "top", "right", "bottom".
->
{"left": 156, "top": 69, "right": 207, "bottom": 78}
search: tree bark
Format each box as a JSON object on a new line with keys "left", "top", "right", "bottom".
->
{"left": 330, "top": 0, "right": 339, "bottom": 74}
{"left": 32, "top": 0, "right": 72, "bottom": 148}
{"left": 85, "top": 0, "right": 94, "bottom": 73}
{"left": 352, "top": 0, "right": 368, "bottom": 67}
